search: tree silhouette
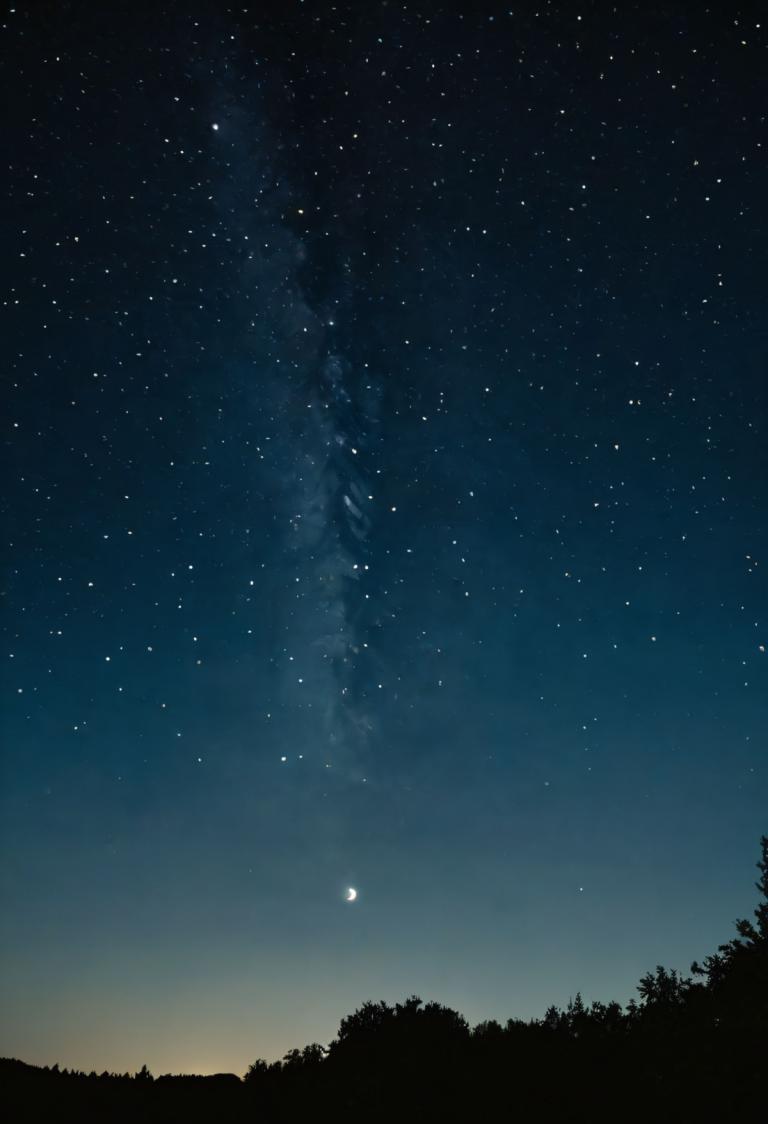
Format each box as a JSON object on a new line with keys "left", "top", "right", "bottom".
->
{"left": 637, "top": 965, "right": 692, "bottom": 1007}
{"left": 243, "top": 1058, "right": 269, "bottom": 1083}
{"left": 2, "top": 836, "right": 766, "bottom": 1123}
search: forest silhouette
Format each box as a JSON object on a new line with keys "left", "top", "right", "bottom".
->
{"left": 3, "top": 836, "right": 766, "bottom": 1122}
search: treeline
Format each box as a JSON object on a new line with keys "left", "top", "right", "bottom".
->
{"left": 3, "top": 836, "right": 766, "bottom": 1122}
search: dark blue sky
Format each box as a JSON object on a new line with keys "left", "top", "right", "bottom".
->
{"left": 2, "top": 1, "right": 766, "bottom": 1074}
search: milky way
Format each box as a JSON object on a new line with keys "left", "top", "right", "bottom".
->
{"left": 280, "top": 347, "right": 381, "bottom": 780}
{"left": 208, "top": 84, "right": 383, "bottom": 780}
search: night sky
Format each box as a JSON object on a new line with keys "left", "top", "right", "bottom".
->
{"left": 2, "top": 1, "right": 766, "bottom": 1077}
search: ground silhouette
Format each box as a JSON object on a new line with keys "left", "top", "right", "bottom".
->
{"left": 3, "top": 836, "right": 766, "bottom": 1122}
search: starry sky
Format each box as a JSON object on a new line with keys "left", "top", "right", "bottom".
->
{"left": 1, "top": 0, "right": 766, "bottom": 1077}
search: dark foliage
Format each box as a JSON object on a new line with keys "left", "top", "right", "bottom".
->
{"left": 3, "top": 837, "right": 766, "bottom": 1122}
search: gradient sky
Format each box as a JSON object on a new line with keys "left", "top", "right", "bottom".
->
{"left": 1, "top": 0, "right": 766, "bottom": 1077}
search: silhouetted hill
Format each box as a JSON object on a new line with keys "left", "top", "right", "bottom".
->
{"left": 3, "top": 837, "right": 766, "bottom": 1123}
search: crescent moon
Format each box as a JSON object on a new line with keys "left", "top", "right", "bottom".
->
{"left": 345, "top": 887, "right": 358, "bottom": 902}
